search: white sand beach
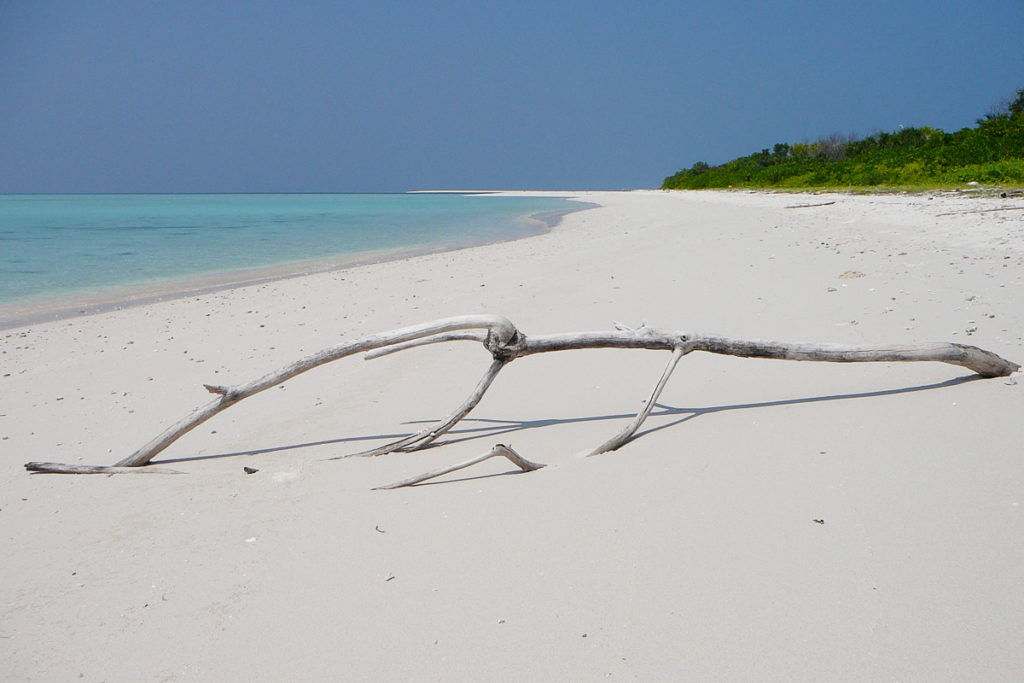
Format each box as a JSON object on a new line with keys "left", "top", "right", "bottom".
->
{"left": 2, "top": 190, "right": 1023, "bottom": 680}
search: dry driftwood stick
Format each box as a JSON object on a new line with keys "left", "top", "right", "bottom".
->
{"left": 785, "top": 201, "right": 837, "bottom": 209}
{"left": 363, "top": 331, "right": 486, "bottom": 359}
{"left": 24, "top": 462, "right": 185, "bottom": 475}
{"left": 589, "top": 344, "right": 690, "bottom": 456}
{"left": 23, "top": 315, "right": 1019, "bottom": 474}
{"left": 105, "top": 315, "right": 518, "bottom": 469}
{"left": 936, "top": 206, "right": 1024, "bottom": 217}
{"left": 337, "top": 357, "right": 509, "bottom": 459}
{"left": 686, "top": 336, "right": 1016, "bottom": 377}
{"left": 374, "top": 444, "right": 545, "bottom": 489}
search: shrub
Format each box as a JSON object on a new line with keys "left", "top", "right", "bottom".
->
{"left": 661, "top": 87, "right": 1024, "bottom": 189}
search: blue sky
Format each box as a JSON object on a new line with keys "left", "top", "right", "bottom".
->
{"left": 1, "top": 0, "right": 1022, "bottom": 192}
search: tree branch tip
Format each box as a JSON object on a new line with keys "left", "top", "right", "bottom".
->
{"left": 322, "top": 452, "right": 359, "bottom": 461}
{"left": 24, "top": 461, "right": 186, "bottom": 475}
{"left": 364, "top": 344, "right": 406, "bottom": 360}
{"left": 204, "top": 384, "right": 229, "bottom": 395}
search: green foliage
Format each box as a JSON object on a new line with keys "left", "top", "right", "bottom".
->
{"left": 662, "top": 88, "right": 1024, "bottom": 190}
{"left": 1011, "top": 88, "right": 1024, "bottom": 116}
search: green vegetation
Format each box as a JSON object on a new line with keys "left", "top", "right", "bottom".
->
{"left": 662, "top": 88, "right": 1024, "bottom": 190}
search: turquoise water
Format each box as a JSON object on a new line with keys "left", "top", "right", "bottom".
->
{"left": 0, "top": 193, "right": 582, "bottom": 304}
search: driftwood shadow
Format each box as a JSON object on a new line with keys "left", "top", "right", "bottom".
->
{"left": 154, "top": 374, "right": 978, "bottom": 465}
{"left": 394, "top": 469, "right": 529, "bottom": 488}
{"left": 419, "top": 374, "right": 979, "bottom": 448}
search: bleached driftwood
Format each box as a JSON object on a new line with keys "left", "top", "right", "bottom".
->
{"left": 23, "top": 463, "right": 185, "bottom": 475}
{"left": 589, "top": 344, "right": 687, "bottom": 456}
{"left": 23, "top": 314, "right": 1019, "bottom": 477}
{"left": 785, "top": 201, "right": 837, "bottom": 209}
{"left": 374, "top": 444, "right": 544, "bottom": 490}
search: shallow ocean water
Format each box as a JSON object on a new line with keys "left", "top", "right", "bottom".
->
{"left": 0, "top": 193, "right": 581, "bottom": 305}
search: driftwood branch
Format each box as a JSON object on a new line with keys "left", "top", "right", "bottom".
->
{"left": 785, "top": 201, "right": 837, "bottom": 209}
{"left": 374, "top": 444, "right": 545, "bottom": 489}
{"left": 936, "top": 206, "right": 1024, "bottom": 217}
{"left": 363, "top": 331, "right": 486, "bottom": 359}
{"left": 24, "top": 462, "right": 185, "bottom": 475}
{"left": 339, "top": 357, "right": 508, "bottom": 458}
{"left": 589, "top": 344, "right": 690, "bottom": 456}
{"left": 24, "top": 314, "right": 1019, "bottom": 476}
{"left": 112, "top": 315, "right": 517, "bottom": 468}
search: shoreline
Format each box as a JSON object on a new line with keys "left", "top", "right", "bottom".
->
{"left": 3, "top": 189, "right": 1022, "bottom": 680}
{"left": 0, "top": 201, "right": 594, "bottom": 331}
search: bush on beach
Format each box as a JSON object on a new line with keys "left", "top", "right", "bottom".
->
{"left": 662, "top": 87, "right": 1024, "bottom": 190}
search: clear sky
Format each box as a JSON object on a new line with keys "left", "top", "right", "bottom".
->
{"left": 2, "top": 0, "right": 1022, "bottom": 193}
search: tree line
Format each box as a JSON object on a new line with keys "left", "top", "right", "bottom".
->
{"left": 662, "top": 88, "right": 1024, "bottom": 189}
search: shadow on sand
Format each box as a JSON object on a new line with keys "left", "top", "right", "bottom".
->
{"left": 154, "top": 374, "right": 979, "bottom": 466}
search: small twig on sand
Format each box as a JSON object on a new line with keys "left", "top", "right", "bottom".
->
{"left": 936, "top": 206, "right": 1024, "bottom": 217}
{"left": 785, "top": 201, "right": 837, "bottom": 209}
{"left": 374, "top": 444, "right": 545, "bottom": 489}
{"left": 25, "top": 462, "right": 185, "bottom": 475}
